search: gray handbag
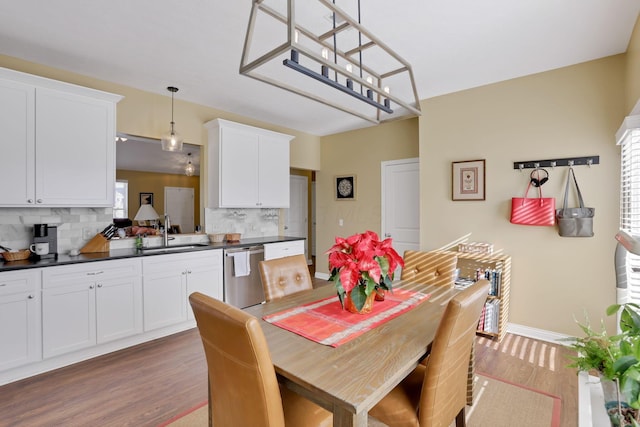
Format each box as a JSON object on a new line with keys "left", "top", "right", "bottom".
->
{"left": 556, "top": 167, "right": 594, "bottom": 237}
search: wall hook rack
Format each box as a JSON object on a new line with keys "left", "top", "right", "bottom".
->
{"left": 512, "top": 155, "right": 599, "bottom": 170}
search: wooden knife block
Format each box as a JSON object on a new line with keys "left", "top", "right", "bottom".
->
{"left": 80, "top": 234, "right": 109, "bottom": 254}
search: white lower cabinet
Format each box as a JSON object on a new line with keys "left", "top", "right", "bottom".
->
{"left": 0, "top": 269, "right": 41, "bottom": 371}
{"left": 0, "top": 248, "right": 224, "bottom": 385}
{"left": 264, "top": 240, "right": 305, "bottom": 260}
{"left": 142, "top": 250, "right": 223, "bottom": 331}
{"left": 42, "top": 259, "right": 142, "bottom": 359}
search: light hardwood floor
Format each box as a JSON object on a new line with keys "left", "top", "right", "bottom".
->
{"left": 0, "top": 280, "right": 579, "bottom": 427}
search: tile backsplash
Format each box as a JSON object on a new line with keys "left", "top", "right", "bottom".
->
{"left": 204, "top": 208, "right": 280, "bottom": 238}
{"left": 0, "top": 207, "right": 283, "bottom": 255}
{"left": 0, "top": 207, "right": 113, "bottom": 254}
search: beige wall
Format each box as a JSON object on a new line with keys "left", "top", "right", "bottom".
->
{"left": 626, "top": 15, "right": 640, "bottom": 113}
{"left": 316, "top": 118, "right": 419, "bottom": 271}
{"left": 420, "top": 55, "right": 626, "bottom": 335}
{"left": 116, "top": 170, "right": 201, "bottom": 227}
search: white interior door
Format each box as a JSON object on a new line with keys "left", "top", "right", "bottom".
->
{"left": 381, "top": 158, "right": 420, "bottom": 278}
{"left": 165, "top": 187, "right": 194, "bottom": 233}
{"left": 311, "top": 181, "right": 316, "bottom": 257}
{"left": 286, "top": 175, "right": 309, "bottom": 261}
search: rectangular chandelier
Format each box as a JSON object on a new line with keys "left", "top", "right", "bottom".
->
{"left": 239, "top": 0, "right": 421, "bottom": 125}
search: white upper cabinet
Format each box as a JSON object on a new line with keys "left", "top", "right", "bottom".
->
{"left": 205, "top": 118, "right": 293, "bottom": 208}
{"left": 0, "top": 67, "right": 122, "bottom": 207}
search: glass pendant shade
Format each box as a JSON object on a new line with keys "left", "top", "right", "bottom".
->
{"left": 161, "top": 124, "right": 183, "bottom": 152}
{"left": 161, "top": 86, "right": 183, "bottom": 152}
{"left": 184, "top": 152, "right": 195, "bottom": 176}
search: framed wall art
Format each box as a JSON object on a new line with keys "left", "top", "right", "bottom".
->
{"left": 335, "top": 175, "right": 356, "bottom": 200}
{"left": 452, "top": 159, "right": 485, "bottom": 201}
{"left": 139, "top": 192, "right": 154, "bottom": 206}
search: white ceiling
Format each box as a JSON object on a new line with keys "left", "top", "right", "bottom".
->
{"left": 0, "top": 0, "right": 638, "bottom": 137}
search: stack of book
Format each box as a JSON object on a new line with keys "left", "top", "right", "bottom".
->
{"left": 478, "top": 300, "right": 500, "bottom": 334}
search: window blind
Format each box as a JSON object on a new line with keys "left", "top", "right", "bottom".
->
{"left": 619, "top": 122, "right": 640, "bottom": 302}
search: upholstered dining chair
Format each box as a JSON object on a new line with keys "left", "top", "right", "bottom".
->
{"left": 368, "top": 279, "right": 490, "bottom": 427}
{"left": 400, "top": 250, "right": 458, "bottom": 287}
{"left": 188, "top": 292, "right": 332, "bottom": 427}
{"left": 259, "top": 254, "right": 313, "bottom": 302}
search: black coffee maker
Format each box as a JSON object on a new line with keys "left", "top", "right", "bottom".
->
{"left": 33, "top": 224, "right": 58, "bottom": 260}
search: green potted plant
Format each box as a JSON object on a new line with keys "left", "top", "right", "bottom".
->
{"left": 326, "top": 230, "right": 404, "bottom": 313}
{"left": 567, "top": 303, "right": 640, "bottom": 426}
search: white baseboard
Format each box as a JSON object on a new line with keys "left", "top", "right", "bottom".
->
{"left": 315, "top": 272, "right": 330, "bottom": 280}
{"left": 506, "top": 323, "right": 572, "bottom": 346}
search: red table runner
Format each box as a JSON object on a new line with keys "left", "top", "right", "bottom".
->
{"left": 263, "top": 289, "right": 430, "bottom": 347}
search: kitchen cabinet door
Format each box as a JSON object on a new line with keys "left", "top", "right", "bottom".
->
{"left": 185, "top": 250, "right": 223, "bottom": 319}
{"left": 206, "top": 118, "right": 293, "bottom": 208}
{"left": 0, "top": 78, "right": 35, "bottom": 205}
{"left": 218, "top": 126, "right": 260, "bottom": 207}
{"left": 35, "top": 87, "right": 115, "bottom": 206}
{"left": 42, "top": 281, "right": 96, "bottom": 359}
{"left": 0, "top": 270, "right": 41, "bottom": 371}
{"left": 258, "top": 134, "right": 290, "bottom": 207}
{"left": 42, "top": 259, "right": 142, "bottom": 358}
{"left": 142, "top": 255, "right": 189, "bottom": 331}
{"left": 0, "top": 67, "right": 122, "bottom": 208}
{"left": 96, "top": 275, "right": 143, "bottom": 344}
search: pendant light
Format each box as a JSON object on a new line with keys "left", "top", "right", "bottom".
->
{"left": 185, "top": 152, "right": 195, "bottom": 176}
{"left": 161, "top": 86, "right": 183, "bottom": 152}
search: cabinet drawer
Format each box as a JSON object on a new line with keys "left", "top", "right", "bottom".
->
{"left": 43, "top": 259, "right": 141, "bottom": 289}
{"left": 0, "top": 270, "right": 39, "bottom": 296}
{"left": 142, "top": 250, "right": 222, "bottom": 274}
{"left": 264, "top": 240, "right": 305, "bottom": 260}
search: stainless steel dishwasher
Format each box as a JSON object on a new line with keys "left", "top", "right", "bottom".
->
{"left": 223, "top": 245, "right": 265, "bottom": 308}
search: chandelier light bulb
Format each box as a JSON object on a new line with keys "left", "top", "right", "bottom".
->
{"left": 321, "top": 47, "right": 329, "bottom": 60}
{"left": 366, "top": 75, "right": 373, "bottom": 85}
{"left": 294, "top": 29, "right": 299, "bottom": 43}
{"left": 345, "top": 63, "right": 353, "bottom": 73}
{"left": 384, "top": 86, "right": 390, "bottom": 94}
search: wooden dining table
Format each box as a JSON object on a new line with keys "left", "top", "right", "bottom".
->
{"left": 244, "top": 280, "right": 460, "bottom": 427}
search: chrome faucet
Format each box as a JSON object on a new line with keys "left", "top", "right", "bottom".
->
{"left": 163, "top": 213, "right": 173, "bottom": 247}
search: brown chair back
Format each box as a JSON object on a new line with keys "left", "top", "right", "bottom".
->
{"left": 259, "top": 254, "right": 313, "bottom": 302}
{"left": 401, "top": 250, "right": 458, "bottom": 287}
{"left": 419, "top": 279, "right": 490, "bottom": 426}
{"left": 189, "top": 292, "right": 286, "bottom": 427}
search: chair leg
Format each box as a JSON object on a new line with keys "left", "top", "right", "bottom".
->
{"left": 208, "top": 378, "right": 213, "bottom": 427}
{"left": 466, "top": 339, "right": 476, "bottom": 406}
{"left": 455, "top": 407, "right": 466, "bottom": 427}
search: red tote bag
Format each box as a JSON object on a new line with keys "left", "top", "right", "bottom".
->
{"left": 510, "top": 182, "right": 556, "bottom": 226}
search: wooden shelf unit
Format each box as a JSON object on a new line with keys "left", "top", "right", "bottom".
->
{"left": 442, "top": 250, "right": 511, "bottom": 342}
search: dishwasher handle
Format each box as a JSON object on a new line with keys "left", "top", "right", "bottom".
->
{"left": 225, "top": 246, "right": 264, "bottom": 256}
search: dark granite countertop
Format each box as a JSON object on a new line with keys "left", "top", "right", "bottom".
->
{"left": 0, "top": 236, "right": 305, "bottom": 272}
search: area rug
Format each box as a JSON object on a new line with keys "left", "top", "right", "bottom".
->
{"left": 159, "top": 373, "right": 561, "bottom": 427}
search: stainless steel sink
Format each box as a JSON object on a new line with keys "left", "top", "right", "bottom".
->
{"left": 141, "top": 244, "right": 209, "bottom": 254}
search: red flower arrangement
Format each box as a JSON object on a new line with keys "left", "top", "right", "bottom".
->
{"left": 326, "top": 230, "right": 404, "bottom": 311}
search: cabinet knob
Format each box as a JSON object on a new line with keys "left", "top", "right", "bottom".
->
{"left": 27, "top": 199, "right": 34, "bottom": 204}
{"left": 182, "top": 271, "right": 187, "bottom": 275}
{"left": 36, "top": 199, "right": 43, "bottom": 204}
{"left": 89, "top": 285, "right": 95, "bottom": 289}
{"left": 97, "top": 283, "right": 103, "bottom": 288}
{"left": 28, "top": 294, "right": 35, "bottom": 299}
{"left": 187, "top": 270, "right": 192, "bottom": 274}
